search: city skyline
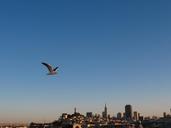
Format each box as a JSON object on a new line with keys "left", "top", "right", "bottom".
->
{"left": 0, "top": 0, "right": 171, "bottom": 123}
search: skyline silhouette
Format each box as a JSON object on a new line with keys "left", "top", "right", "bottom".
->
{"left": 0, "top": 0, "right": 171, "bottom": 123}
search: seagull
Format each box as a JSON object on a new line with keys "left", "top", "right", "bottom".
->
{"left": 42, "top": 62, "right": 58, "bottom": 75}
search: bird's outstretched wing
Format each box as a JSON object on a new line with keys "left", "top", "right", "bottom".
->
{"left": 53, "top": 67, "right": 59, "bottom": 71}
{"left": 42, "top": 62, "right": 53, "bottom": 72}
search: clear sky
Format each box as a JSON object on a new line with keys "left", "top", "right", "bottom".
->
{"left": 0, "top": 0, "right": 171, "bottom": 123}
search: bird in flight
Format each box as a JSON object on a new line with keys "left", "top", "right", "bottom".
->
{"left": 42, "top": 62, "right": 58, "bottom": 75}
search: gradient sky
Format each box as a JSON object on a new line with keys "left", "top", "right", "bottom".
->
{"left": 0, "top": 0, "right": 171, "bottom": 123}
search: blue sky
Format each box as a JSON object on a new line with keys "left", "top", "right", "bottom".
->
{"left": 0, "top": 0, "right": 171, "bottom": 123}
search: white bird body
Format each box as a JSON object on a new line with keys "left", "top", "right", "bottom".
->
{"left": 42, "top": 62, "right": 58, "bottom": 75}
{"left": 47, "top": 71, "right": 57, "bottom": 75}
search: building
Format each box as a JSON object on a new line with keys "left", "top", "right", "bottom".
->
{"left": 61, "top": 113, "right": 68, "bottom": 119}
{"left": 163, "top": 112, "right": 167, "bottom": 118}
{"left": 138, "top": 113, "right": 140, "bottom": 119}
{"left": 102, "top": 104, "right": 107, "bottom": 119}
{"left": 74, "top": 107, "right": 77, "bottom": 114}
{"left": 86, "top": 112, "right": 93, "bottom": 118}
{"left": 125, "top": 104, "right": 132, "bottom": 120}
{"left": 133, "top": 111, "right": 138, "bottom": 121}
{"left": 117, "top": 112, "right": 122, "bottom": 119}
{"left": 139, "top": 116, "right": 144, "bottom": 121}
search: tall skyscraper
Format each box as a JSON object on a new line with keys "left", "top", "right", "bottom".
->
{"left": 102, "top": 104, "right": 107, "bottom": 118}
{"left": 125, "top": 104, "right": 132, "bottom": 120}
{"left": 74, "top": 107, "right": 77, "bottom": 114}
{"left": 138, "top": 113, "right": 140, "bottom": 120}
{"left": 163, "top": 112, "right": 166, "bottom": 118}
{"left": 133, "top": 111, "right": 138, "bottom": 121}
{"left": 117, "top": 112, "right": 122, "bottom": 119}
